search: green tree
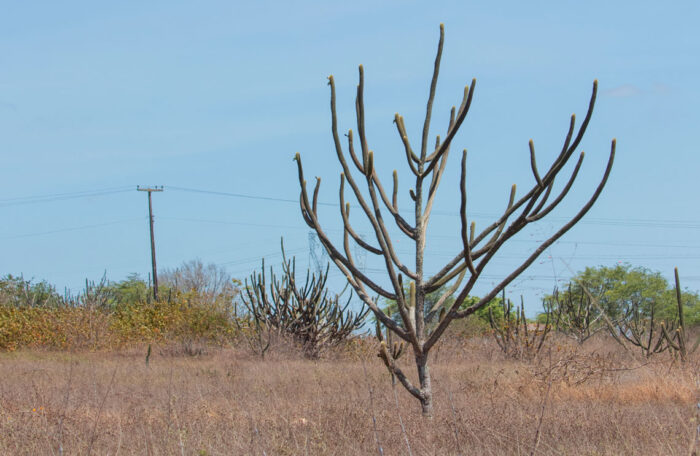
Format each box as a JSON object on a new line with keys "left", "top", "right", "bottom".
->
{"left": 0, "top": 274, "right": 63, "bottom": 307}
{"left": 380, "top": 286, "right": 503, "bottom": 333}
{"left": 108, "top": 274, "right": 153, "bottom": 305}
{"left": 553, "top": 264, "right": 700, "bottom": 326}
{"left": 160, "top": 259, "right": 240, "bottom": 308}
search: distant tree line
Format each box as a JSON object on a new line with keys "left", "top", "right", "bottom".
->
{"left": 0, "top": 259, "right": 241, "bottom": 311}
{"left": 2, "top": 260, "right": 698, "bottom": 357}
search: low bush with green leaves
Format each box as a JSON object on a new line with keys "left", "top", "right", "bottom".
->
{"left": 0, "top": 269, "right": 241, "bottom": 351}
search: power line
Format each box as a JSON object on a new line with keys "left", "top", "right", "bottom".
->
{"left": 392, "top": 248, "right": 700, "bottom": 261}
{"left": 0, "top": 186, "right": 132, "bottom": 207}
{"left": 4, "top": 183, "right": 699, "bottom": 230}
{"left": 161, "top": 214, "right": 700, "bottom": 250}
{"left": 521, "top": 239, "right": 700, "bottom": 249}
{"left": 159, "top": 215, "right": 305, "bottom": 231}
{"left": 3, "top": 184, "right": 699, "bottom": 284}
{"left": 220, "top": 247, "right": 307, "bottom": 267}
{"left": 0, "top": 218, "right": 143, "bottom": 240}
{"left": 170, "top": 185, "right": 700, "bottom": 230}
{"left": 0, "top": 185, "right": 131, "bottom": 202}
{"left": 168, "top": 186, "right": 327, "bottom": 206}
{"left": 349, "top": 267, "right": 700, "bottom": 284}
{"left": 222, "top": 247, "right": 309, "bottom": 276}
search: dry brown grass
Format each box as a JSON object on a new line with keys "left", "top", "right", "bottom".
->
{"left": 0, "top": 336, "right": 697, "bottom": 455}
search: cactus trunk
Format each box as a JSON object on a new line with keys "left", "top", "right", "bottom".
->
{"left": 416, "top": 353, "right": 433, "bottom": 417}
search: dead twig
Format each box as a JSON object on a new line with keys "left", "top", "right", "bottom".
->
{"left": 361, "top": 360, "right": 385, "bottom": 456}
{"left": 86, "top": 365, "right": 118, "bottom": 456}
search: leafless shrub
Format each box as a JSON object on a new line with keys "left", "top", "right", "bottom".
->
{"left": 159, "top": 338, "right": 209, "bottom": 358}
{"left": 546, "top": 285, "right": 603, "bottom": 344}
{"left": 160, "top": 259, "right": 240, "bottom": 311}
{"left": 612, "top": 298, "right": 677, "bottom": 358}
{"left": 531, "top": 341, "right": 625, "bottom": 387}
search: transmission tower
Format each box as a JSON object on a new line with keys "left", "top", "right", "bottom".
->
{"left": 308, "top": 231, "right": 328, "bottom": 273}
{"left": 353, "top": 234, "right": 367, "bottom": 273}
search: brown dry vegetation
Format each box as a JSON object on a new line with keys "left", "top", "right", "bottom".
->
{"left": 0, "top": 336, "right": 697, "bottom": 455}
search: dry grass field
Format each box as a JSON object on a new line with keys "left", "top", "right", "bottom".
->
{"left": 0, "top": 336, "right": 697, "bottom": 455}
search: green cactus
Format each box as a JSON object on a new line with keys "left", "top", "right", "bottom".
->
{"left": 376, "top": 320, "right": 405, "bottom": 384}
{"left": 241, "top": 239, "right": 369, "bottom": 359}
{"left": 488, "top": 290, "right": 551, "bottom": 360}
{"left": 660, "top": 268, "right": 700, "bottom": 362}
{"left": 292, "top": 23, "right": 615, "bottom": 416}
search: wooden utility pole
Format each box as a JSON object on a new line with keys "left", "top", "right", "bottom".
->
{"left": 137, "top": 186, "right": 163, "bottom": 301}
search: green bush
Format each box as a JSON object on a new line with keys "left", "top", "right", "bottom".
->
{"left": 0, "top": 272, "right": 241, "bottom": 351}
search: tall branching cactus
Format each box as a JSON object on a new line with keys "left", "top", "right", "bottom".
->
{"left": 612, "top": 294, "right": 675, "bottom": 357}
{"left": 546, "top": 285, "right": 603, "bottom": 344}
{"left": 599, "top": 268, "right": 699, "bottom": 360}
{"left": 241, "top": 242, "right": 368, "bottom": 358}
{"left": 488, "top": 292, "right": 551, "bottom": 360}
{"left": 237, "top": 287, "right": 273, "bottom": 360}
{"left": 663, "top": 268, "right": 700, "bottom": 362}
{"left": 293, "top": 24, "right": 615, "bottom": 415}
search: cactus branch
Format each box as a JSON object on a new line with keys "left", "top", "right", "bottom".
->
{"left": 293, "top": 24, "right": 614, "bottom": 415}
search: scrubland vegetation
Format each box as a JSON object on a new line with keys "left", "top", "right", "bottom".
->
{"left": 0, "top": 335, "right": 697, "bottom": 455}
{"left": 0, "top": 268, "right": 238, "bottom": 352}
{"left": 2, "top": 23, "right": 696, "bottom": 456}
{"left": 1, "top": 261, "right": 699, "bottom": 454}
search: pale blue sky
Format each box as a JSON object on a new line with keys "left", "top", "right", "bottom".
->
{"left": 1, "top": 1, "right": 698, "bottom": 306}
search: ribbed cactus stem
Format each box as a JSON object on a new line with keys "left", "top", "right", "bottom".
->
{"left": 392, "top": 170, "right": 399, "bottom": 208}
{"left": 675, "top": 267, "right": 688, "bottom": 360}
{"left": 409, "top": 281, "right": 417, "bottom": 331}
{"left": 375, "top": 320, "right": 383, "bottom": 342}
{"left": 393, "top": 342, "right": 404, "bottom": 359}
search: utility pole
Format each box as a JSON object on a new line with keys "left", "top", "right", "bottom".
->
{"left": 137, "top": 186, "right": 163, "bottom": 301}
